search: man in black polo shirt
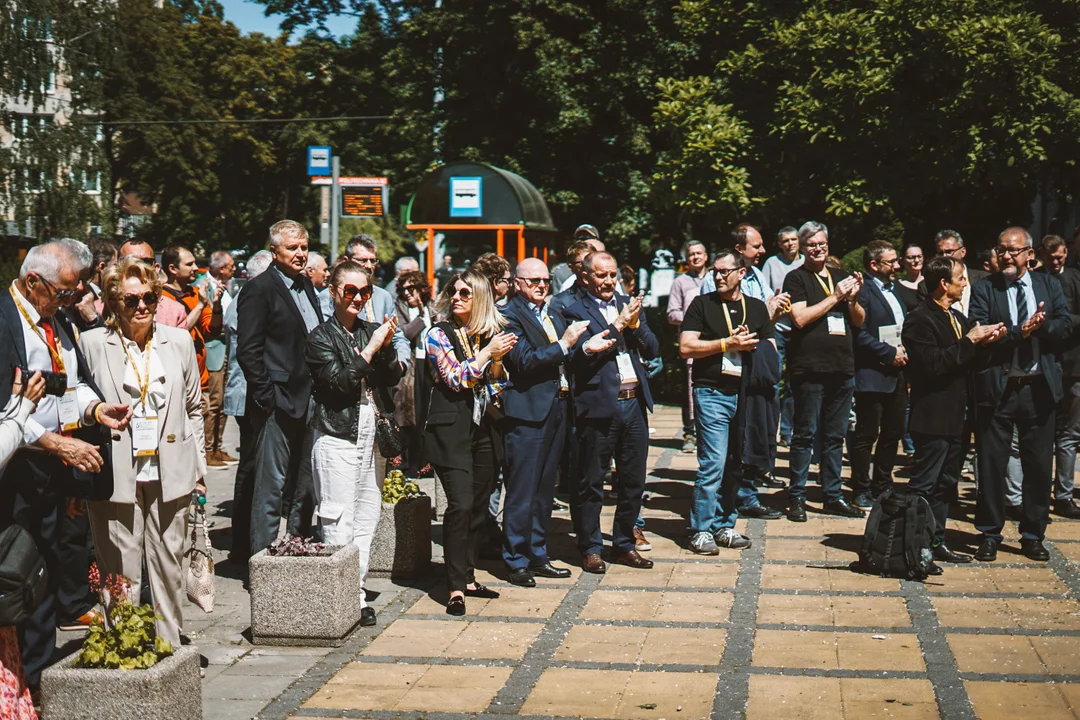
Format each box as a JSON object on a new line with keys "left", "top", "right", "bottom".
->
{"left": 782, "top": 221, "right": 867, "bottom": 522}
{"left": 680, "top": 250, "right": 779, "bottom": 554}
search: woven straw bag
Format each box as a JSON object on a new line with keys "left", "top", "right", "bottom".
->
{"left": 185, "top": 503, "right": 215, "bottom": 613}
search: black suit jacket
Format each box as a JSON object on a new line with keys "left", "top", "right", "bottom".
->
{"left": 236, "top": 266, "right": 325, "bottom": 419}
{"left": 1042, "top": 267, "right": 1080, "bottom": 378}
{"left": 902, "top": 298, "right": 985, "bottom": 437}
{"left": 563, "top": 294, "right": 659, "bottom": 419}
{"left": 968, "top": 271, "right": 1072, "bottom": 407}
{"left": 548, "top": 283, "right": 589, "bottom": 324}
{"left": 502, "top": 295, "right": 570, "bottom": 424}
{"left": 0, "top": 291, "right": 112, "bottom": 498}
{"left": 853, "top": 279, "right": 914, "bottom": 393}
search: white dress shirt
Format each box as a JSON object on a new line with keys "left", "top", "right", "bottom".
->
{"left": 1006, "top": 271, "right": 1040, "bottom": 376}
{"left": 594, "top": 296, "right": 637, "bottom": 390}
{"left": 121, "top": 335, "right": 168, "bottom": 482}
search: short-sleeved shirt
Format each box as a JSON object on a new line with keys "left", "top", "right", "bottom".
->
{"left": 681, "top": 292, "right": 773, "bottom": 391}
{"left": 783, "top": 265, "right": 855, "bottom": 376}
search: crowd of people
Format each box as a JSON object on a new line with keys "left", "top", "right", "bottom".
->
{"left": 0, "top": 215, "right": 1078, "bottom": 713}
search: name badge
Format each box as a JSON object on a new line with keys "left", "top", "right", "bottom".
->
{"left": 878, "top": 324, "right": 902, "bottom": 349}
{"left": 132, "top": 416, "right": 159, "bottom": 458}
{"left": 616, "top": 352, "right": 636, "bottom": 383}
{"left": 826, "top": 313, "right": 846, "bottom": 336}
{"left": 58, "top": 389, "right": 81, "bottom": 432}
{"left": 722, "top": 349, "right": 743, "bottom": 377}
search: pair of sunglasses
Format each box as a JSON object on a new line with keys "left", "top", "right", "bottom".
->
{"left": 452, "top": 287, "right": 473, "bottom": 300}
{"left": 340, "top": 284, "right": 373, "bottom": 301}
{"left": 122, "top": 292, "right": 159, "bottom": 310}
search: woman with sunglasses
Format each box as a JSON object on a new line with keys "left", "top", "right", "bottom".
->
{"left": 426, "top": 269, "right": 517, "bottom": 615}
{"left": 899, "top": 244, "right": 925, "bottom": 291}
{"left": 78, "top": 257, "right": 206, "bottom": 649}
{"left": 305, "top": 261, "right": 402, "bottom": 627}
{"left": 394, "top": 270, "right": 433, "bottom": 476}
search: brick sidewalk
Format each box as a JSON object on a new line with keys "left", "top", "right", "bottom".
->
{"left": 242, "top": 405, "right": 1080, "bottom": 720}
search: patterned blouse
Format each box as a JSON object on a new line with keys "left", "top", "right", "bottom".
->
{"left": 425, "top": 325, "right": 508, "bottom": 398}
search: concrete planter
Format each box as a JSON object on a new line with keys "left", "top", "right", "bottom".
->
{"left": 369, "top": 496, "right": 432, "bottom": 580}
{"left": 249, "top": 544, "right": 361, "bottom": 647}
{"left": 41, "top": 643, "right": 201, "bottom": 720}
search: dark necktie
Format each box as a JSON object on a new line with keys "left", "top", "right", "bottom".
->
{"left": 1015, "top": 282, "right": 1034, "bottom": 371}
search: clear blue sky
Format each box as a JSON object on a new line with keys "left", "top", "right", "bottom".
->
{"left": 217, "top": 0, "right": 357, "bottom": 39}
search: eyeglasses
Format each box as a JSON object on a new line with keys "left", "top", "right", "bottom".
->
{"left": 517, "top": 277, "right": 551, "bottom": 287}
{"left": 401, "top": 285, "right": 419, "bottom": 294}
{"left": 34, "top": 274, "right": 81, "bottom": 301}
{"left": 121, "top": 291, "right": 159, "bottom": 310}
{"left": 714, "top": 267, "right": 742, "bottom": 279}
{"left": 496, "top": 276, "right": 511, "bottom": 286}
{"left": 805, "top": 242, "right": 828, "bottom": 251}
{"left": 339, "top": 284, "right": 373, "bottom": 301}
{"left": 351, "top": 255, "right": 377, "bottom": 266}
{"left": 996, "top": 246, "right": 1029, "bottom": 258}
{"left": 451, "top": 287, "right": 473, "bottom": 300}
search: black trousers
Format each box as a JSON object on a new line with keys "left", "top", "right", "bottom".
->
{"left": 974, "top": 378, "right": 1055, "bottom": 543}
{"left": 502, "top": 399, "right": 568, "bottom": 570}
{"left": 433, "top": 418, "right": 497, "bottom": 592}
{"left": 907, "top": 433, "right": 963, "bottom": 543}
{"left": 573, "top": 398, "right": 648, "bottom": 556}
{"left": 0, "top": 452, "right": 91, "bottom": 689}
{"left": 230, "top": 413, "right": 257, "bottom": 561}
{"left": 850, "top": 380, "right": 907, "bottom": 497}
{"left": 249, "top": 401, "right": 317, "bottom": 556}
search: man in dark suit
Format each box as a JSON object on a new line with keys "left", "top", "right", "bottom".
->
{"left": 500, "top": 259, "right": 592, "bottom": 586}
{"left": 968, "top": 227, "right": 1072, "bottom": 561}
{"left": 564, "top": 252, "right": 659, "bottom": 574}
{"left": 1039, "top": 234, "right": 1080, "bottom": 519}
{"left": 935, "top": 230, "right": 987, "bottom": 314}
{"left": 548, "top": 240, "right": 596, "bottom": 322}
{"left": 237, "top": 219, "right": 325, "bottom": 556}
{"left": 904, "top": 257, "right": 1006, "bottom": 569}
{"left": 850, "top": 241, "right": 918, "bottom": 508}
{"left": 0, "top": 241, "right": 131, "bottom": 690}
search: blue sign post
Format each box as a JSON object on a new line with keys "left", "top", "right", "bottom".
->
{"left": 449, "top": 176, "right": 483, "bottom": 218}
{"left": 307, "top": 146, "right": 332, "bottom": 176}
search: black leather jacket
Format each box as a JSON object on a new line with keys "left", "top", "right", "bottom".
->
{"left": 304, "top": 315, "right": 403, "bottom": 441}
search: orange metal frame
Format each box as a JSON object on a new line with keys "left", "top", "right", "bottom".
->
{"left": 407, "top": 223, "right": 527, "bottom": 285}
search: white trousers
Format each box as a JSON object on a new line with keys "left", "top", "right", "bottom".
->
{"left": 311, "top": 404, "right": 380, "bottom": 608}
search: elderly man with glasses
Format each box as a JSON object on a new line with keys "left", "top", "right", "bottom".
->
{"left": 343, "top": 234, "right": 411, "bottom": 368}
{"left": 935, "top": 230, "right": 988, "bottom": 314}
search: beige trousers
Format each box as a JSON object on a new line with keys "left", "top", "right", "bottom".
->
{"left": 87, "top": 482, "right": 190, "bottom": 648}
{"left": 204, "top": 369, "right": 225, "bottom": 454}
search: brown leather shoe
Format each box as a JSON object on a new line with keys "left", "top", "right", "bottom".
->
{"left": 206, "top": 455, "right": 226, "bottom": 468}
{"left": 216, "top": 450, "right": 239, "bottom": 464}
{"left": 582, "top": 553, "right": 606, "bottom": 574}
{"left": 610, "top": 549, "right": 654, "bottom": 569}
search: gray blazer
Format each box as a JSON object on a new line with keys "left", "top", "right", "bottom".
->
{"left": 79, "top": 324, "right": 206, "bottom": 504}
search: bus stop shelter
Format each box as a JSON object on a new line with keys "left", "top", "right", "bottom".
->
{"left": 405, "top": 161, "right": 558, "bottom": 284}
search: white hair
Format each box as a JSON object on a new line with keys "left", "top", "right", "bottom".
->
{"left": 798, "top": 221, "right": 829, "bottom": 246}
{"left": 209, "top": 250, "right": 233, "bottom": 273}
{"left": 20, "top": 242, "right": 72, "bottom": 282}
{"left": 394, "top": 256, "right": 419, "bottom": 273}
{"left": 306, "top": 253, "right": 327, "bottom": 269}
{"left": 247, "top": 250, "right": 273, "bottom": 278}
{"left": 57, "top": 237, "right": 93, "bottom": 273}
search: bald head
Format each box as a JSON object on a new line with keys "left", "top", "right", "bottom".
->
{"left": 1000, "top": 226, "right": 1032, "bottom": 248}
{"left": 514, "top": 258, "right": 551, "bottom": 304}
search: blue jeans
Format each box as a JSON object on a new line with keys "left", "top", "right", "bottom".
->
{"left": 776, "top": 328, "right": 794, "bottom": 442}
{"left": 789, "top": 373, "right": 854, "bottom": 502}
{"left": 691, "top": 387, "right": 740, "bottom": 534}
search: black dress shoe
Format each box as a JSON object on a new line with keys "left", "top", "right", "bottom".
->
{"left": 464, "top": 583, "right": 500, "bottom": 599}
{"left": 933, "top": 544, "right": 973, "bottom": 564}
{"left": 508, "top": 568, "right": 536, "bottom": 587}
{"left": 974, "top": 538, "right": 998, "bottom": 562}
{"left": 823, "top": 498, "right": 866, "bottom": 518}
{"left": 1055, "top": 499, "right": 1080, "bottom": 519}
{"left": 446, "top": 596, "right": 466, "bottom": 616}
{"left": 787, "top": 498, "right": 807, "bottom": 523}
{"left": 739, "top": 504, "right": 783, "bottom": 519}
{"left": 852, "top": 492, "right": 874, "bottom": 510}
{"left": 1020, "top": 538, "right": 1050, "bottom": 561}
{"left": 360, "top": 607, "right": 377, "bottom": 627}
{"left": 755, "top": 473, "right": 787, "bottom": 489}
{"left": 927, "top": 562, "right": 943, "bottom": 576}
{"left": 529, "top": 562, "right": 571, "bottom": 579}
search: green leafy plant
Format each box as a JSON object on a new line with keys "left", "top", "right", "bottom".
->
{"left": 382, "top": 469, "right": 425, "bottom": 505}
{"left": 73, "top": 572, "right": 173, "bottom": 670}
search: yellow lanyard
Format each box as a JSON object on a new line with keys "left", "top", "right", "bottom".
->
{"left": 364, "top": 299, "right": 375, "bottom": 323}
{"left": 811, "top": 270, "right": 835, "bottom": 297}
{"left": 721, "top": 296, "right": 747, "bottom": 336}
{"left": 10, "top": 286, "right": 66, "bottom": 374}
{"left": 948, "top": 311, "right": 962, "bottom": 340}
{"left": 454, "top": 327, "right": 481, "bottom": 359}
{"left": 120, "top": 332, "right": 154, "bottom": 406}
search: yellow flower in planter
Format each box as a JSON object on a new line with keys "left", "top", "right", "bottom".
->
{"left": 382, "top": 469, "right": 426, "bottom": 504}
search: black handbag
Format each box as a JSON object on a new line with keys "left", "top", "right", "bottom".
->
{"left": 0, "top": 525, "right": 49, "bottom": 626}
{"left": 368, "top": 388, "right": 403, "bottom": 458}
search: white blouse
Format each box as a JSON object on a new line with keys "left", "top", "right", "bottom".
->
{"left": 120, "top": 335, "right": 167, "bottom": 482}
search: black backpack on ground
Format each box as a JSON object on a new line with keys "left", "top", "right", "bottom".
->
{"left": 859, "top": 489, "right": 936, "bottom": 580}
{"left": 0, "top": 525, "right": 49, "bottom": 626}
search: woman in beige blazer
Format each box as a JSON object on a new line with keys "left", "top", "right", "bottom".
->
{"left": 79, "top": 257, "right": 206, "bottom": 648}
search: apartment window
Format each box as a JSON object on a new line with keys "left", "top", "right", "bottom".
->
{"left": 11, "top": 114, "right": 53, "bottom": 139}
{"left": 71, "top": 169, "right": 101, "bottom": 193}
{"left": 14, "top": 167, "right": 46, "bottom": 192}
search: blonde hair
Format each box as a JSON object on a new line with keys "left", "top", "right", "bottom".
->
{"left": 101, "top": 257, "right": 163, "bottom": 332}
{"left": 269, "top": 219, "right": 308, "bottom": 249}
{"left": 433, "top": 268, "right": 506, "bottom": 337}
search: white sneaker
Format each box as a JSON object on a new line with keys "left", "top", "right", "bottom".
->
{"left": 689, "top": 532, "right": 719, "bottom": 555}
{"left": 715, "top": 528, "right": 751, "bottom": 549}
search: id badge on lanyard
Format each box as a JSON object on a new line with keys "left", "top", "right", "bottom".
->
{"left": 826, "top": 313, "right": 846, "bottom": 336}
{"left": 132, "top": 417, "right": 159, "bottom": 458}
{"left": 616, "top": 352, "right": 636, "bottom": 383}
{"left": 721, "top": 297, "right": 746, "bottom": 376}
{"left": 58, "top": 389, "right": 80, "bottom": 432}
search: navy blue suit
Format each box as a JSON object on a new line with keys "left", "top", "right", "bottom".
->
{"left": 548, "top": 283, "right": 589, "bottom": 325}
{"left": 969, "top": 271, "right": 1072, "bottom": 543}
{"left": 563, "top": 294, "right": 659, "bottom": 556}
{"left": 850, "top": 278, "right": 913, "bottom": 497}
{"left": 500, "top": 295, "right": 573, "bottom": 570}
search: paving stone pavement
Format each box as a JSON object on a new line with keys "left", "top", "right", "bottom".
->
{"left": 54, "top": 406, "right": 1080, "bottom": 719}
